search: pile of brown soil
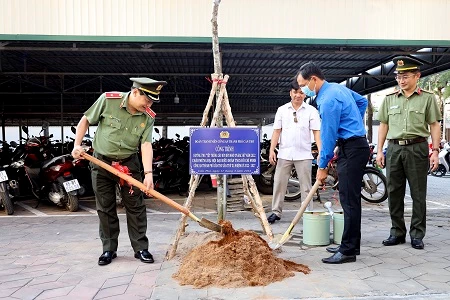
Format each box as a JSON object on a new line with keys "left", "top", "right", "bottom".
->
{"left": 173, "top": 220, "right": 310, "bottom": 288}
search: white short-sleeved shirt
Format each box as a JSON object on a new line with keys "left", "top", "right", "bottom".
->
{"left": 273, "top": 101, "right": 321, "bottom": 160}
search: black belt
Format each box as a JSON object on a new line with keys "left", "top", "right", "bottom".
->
{"left": 96, "top": 153, "right": 135, "bottom": 164}
{"left": 389, "top": 137, "right": 427, "bottom": 146}
{"left": 337, "top": 136, "right": 366, "bottom": 145}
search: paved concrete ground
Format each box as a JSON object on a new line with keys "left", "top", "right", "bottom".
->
{"left": 1, "top": 174, "right": 450, "bottom": 299}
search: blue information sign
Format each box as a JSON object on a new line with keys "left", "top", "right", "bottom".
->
{"left": 189, "top": 127, "right": 260, "bottom": 175}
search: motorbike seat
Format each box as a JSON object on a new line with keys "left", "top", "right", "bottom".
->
{"left": 41, "top": 154, "right": 71, "bottom": 169}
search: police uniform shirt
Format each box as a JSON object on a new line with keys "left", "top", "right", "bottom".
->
{"left": 84, "top": 92, "right": 153, "bottom": 159}
{"left": 378, "top": 88, "right": 441, "bottom": 140}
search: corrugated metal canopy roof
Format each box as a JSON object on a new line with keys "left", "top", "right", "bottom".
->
{"left": 1, "top": 40, "right": 450, "bottom": 126}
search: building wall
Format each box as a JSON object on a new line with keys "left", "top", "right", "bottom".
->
{"left": 1, "top": 0, "right": 449, "bottom": 43}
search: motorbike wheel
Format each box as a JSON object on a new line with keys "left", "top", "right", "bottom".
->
{"left": 253, "top": 174, "right": 273, "bottom": 194}
{"left": 431, "top": 164, "right": 446, "bottom": 177}
{"left": 284, "top": 170, "right": 302, "bottom": 201}
{"left": 58, "top": 183, "right": 79, "bottom": 212}
{"left": 361, "top": 168, "right": 388, "bottom": 203}
{"left": 66, "top": 193, "right": 79, "bottom": 212}
{"left": 253, "top": 163, "right": 274, "bottom": 195}
{"left": 0, "top": 182, "right": 14, "bottom": 215}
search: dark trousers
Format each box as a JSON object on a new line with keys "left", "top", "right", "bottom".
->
{"left": 90, "top": 152, "right": 149, "bottom": 252}
{"left": 386, "top": 141, "right": 428, "bottom": 239}
{"left": 336, "top": 138, "right": 370, "bottom": 256}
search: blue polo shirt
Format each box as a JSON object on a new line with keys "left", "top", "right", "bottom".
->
{"left": 316, "top": 81, "right": 367, "bottom": 168}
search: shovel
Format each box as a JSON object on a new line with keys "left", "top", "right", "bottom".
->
{"left": 269, "top": 180, "right": 321, "bottom": 250}
{"left": 80, "top": 152, "right": 222, "bottom": 233}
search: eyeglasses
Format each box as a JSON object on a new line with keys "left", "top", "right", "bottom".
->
{"left": 293, "top": 111, "right": 298, "bottom": 123}
{"left": 395, "top": 75, "right": 414, "bottom": 81}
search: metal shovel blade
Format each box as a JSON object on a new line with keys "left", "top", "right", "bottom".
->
{"left": 268, "top": 232, "right": 293, "bottom": 250}
{"left": 199, "top": 217, "right": 222, "bottom": 233}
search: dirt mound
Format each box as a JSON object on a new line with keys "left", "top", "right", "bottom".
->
{"left": 173, "top": 220, "right": 310, "bottom": 288}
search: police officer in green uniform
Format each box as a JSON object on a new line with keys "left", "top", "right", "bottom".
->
{"left": 376, "top": 56, "right": 441, "bottom": 250}
{"left": 71, "top": 77, "right": 167, "bottom": 265}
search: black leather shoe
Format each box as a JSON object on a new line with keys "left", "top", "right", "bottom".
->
{"left": 267, "top": 213, "right": 281, "bottom": 224}
{"left": 382, "top": 235, "right": 406, "bottom": 246}
{"left": 98, "top": 251, "right": 117, "bottom": 266}
{"left": 134, "top": 249, "right": 154, "bottom": 263}
{"left": 326, "top": 246, "right": 360, "bottom": 255}
{"left": 322, "top": 252, "right": 356, "bottom": 264}
{"left": 411, "top": 238, "right": 424, "bottom": 249}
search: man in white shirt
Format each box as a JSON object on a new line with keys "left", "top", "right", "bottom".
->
{"left": 267, "top": 80, "right": 321, "bottom": 224}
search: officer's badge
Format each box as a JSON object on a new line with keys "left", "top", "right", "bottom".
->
{"left": 397, "top": 60, "right": 404, "bottom": 67}
{"left": 140, "top": 123, "right": 145, "bottom": 128}
{"left": 220, "top": 131, "right": 230, "bottom": 138}
{"left": 156, "top": 85, "right": 163, "bottom": 91}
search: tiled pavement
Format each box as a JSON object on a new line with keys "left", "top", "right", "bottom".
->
{"left": 1, "top": 180, "right": 450, "bottom": 300}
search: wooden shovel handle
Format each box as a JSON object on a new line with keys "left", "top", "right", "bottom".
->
{"left": 290, "top": 180, "right": 322, "bottom": 227}
{"left": 80, "top": 152, "right": 190, "bottom": 215}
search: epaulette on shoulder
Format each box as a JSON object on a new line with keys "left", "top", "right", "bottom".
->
{"left": 105, "top": 92, "right": 123, "bottom": 99}
{"left": 386, "top": 90, "right": 400, "bottom": 96}
{"left": 145, "top": 107, "right": 156, "bottom": 119}
{"left": 419, "top": 88, "right": 433, "bottom": 94}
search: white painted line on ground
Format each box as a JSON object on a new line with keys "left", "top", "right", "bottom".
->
{"left": 427, "top": 201, "right": 450, "bottom": 208}
{"left": 146, "top": 208, "right": 161, "bottom": 214}
{"left": 403, "top": 194, "right": 450, "bottom": 208}
{"left": 15, "top": 202, "right": 47, "bottom": 216}
{"left": 78, "top": 205, "right": 97, "bottom": 214}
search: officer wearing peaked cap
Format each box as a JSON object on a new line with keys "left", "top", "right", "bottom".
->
{"left": 376, "top": 56, "right": 441, "bottom": 250}
{"left": 71, "top": 77, "right": 167, "bottom": 266}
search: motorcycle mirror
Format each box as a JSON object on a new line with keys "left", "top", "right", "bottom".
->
{"left": 10, "top": 141, "right": 17, "bottom": 148}
{"left": 176, "top": 133, "right": 180, "bottom": 139}
{"left": 263, "top": 133, "right": 267, "bottom": 139}
{"left": 71, "top": 126, "right": 76, "bottom": 134}
{"left": 154, "top": 128, "right": 160, "bottom": 134}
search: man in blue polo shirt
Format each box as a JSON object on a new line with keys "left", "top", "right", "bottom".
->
{"left": 296, "top": 62, "right": 370, "bottom": 264}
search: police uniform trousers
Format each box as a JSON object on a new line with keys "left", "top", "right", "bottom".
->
{"left": 386, "top": 140, "right": 428, "bottom": 239}
{"left": 336, "top": 137, "right": 369, "bottom": 256}
{"left": 90, "top": 152, "right": 149, "bottom": 252}
{"left": 272, "top": 158, "right": 313, "bottom": 216}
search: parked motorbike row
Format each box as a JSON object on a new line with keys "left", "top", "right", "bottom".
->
{"left": 0, "top": 127, "right": 212, "bottom": 215}
{"left": 150, "top": 128, "right": 212, "bottom": 195}
{"left": 0, "top": 126, "right": 83, "bottom": 215}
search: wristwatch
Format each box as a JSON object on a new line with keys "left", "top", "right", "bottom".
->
{"left": 144, "top": 170, "right": 153, "bottom": 175}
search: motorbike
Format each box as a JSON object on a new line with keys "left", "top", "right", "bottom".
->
{"left": 152, "top": 137, "right": 191, "bottom": 195}
{"left": 0, "top": 141, "right": 17, "bottom": 214}
{"left": 253, "top": 134, "right": 275, "bottom": 195}
{"left": 430, "top": 142, "right": 450, "bottom": 177}
{"left": 326, "top": 146, "right": 388, "bottom": 203}
{"left": 0, "top": 166, "right": 14, "bottom": 215}
{"left": 3, "top": 126, "right": 81, "bottom": 212}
